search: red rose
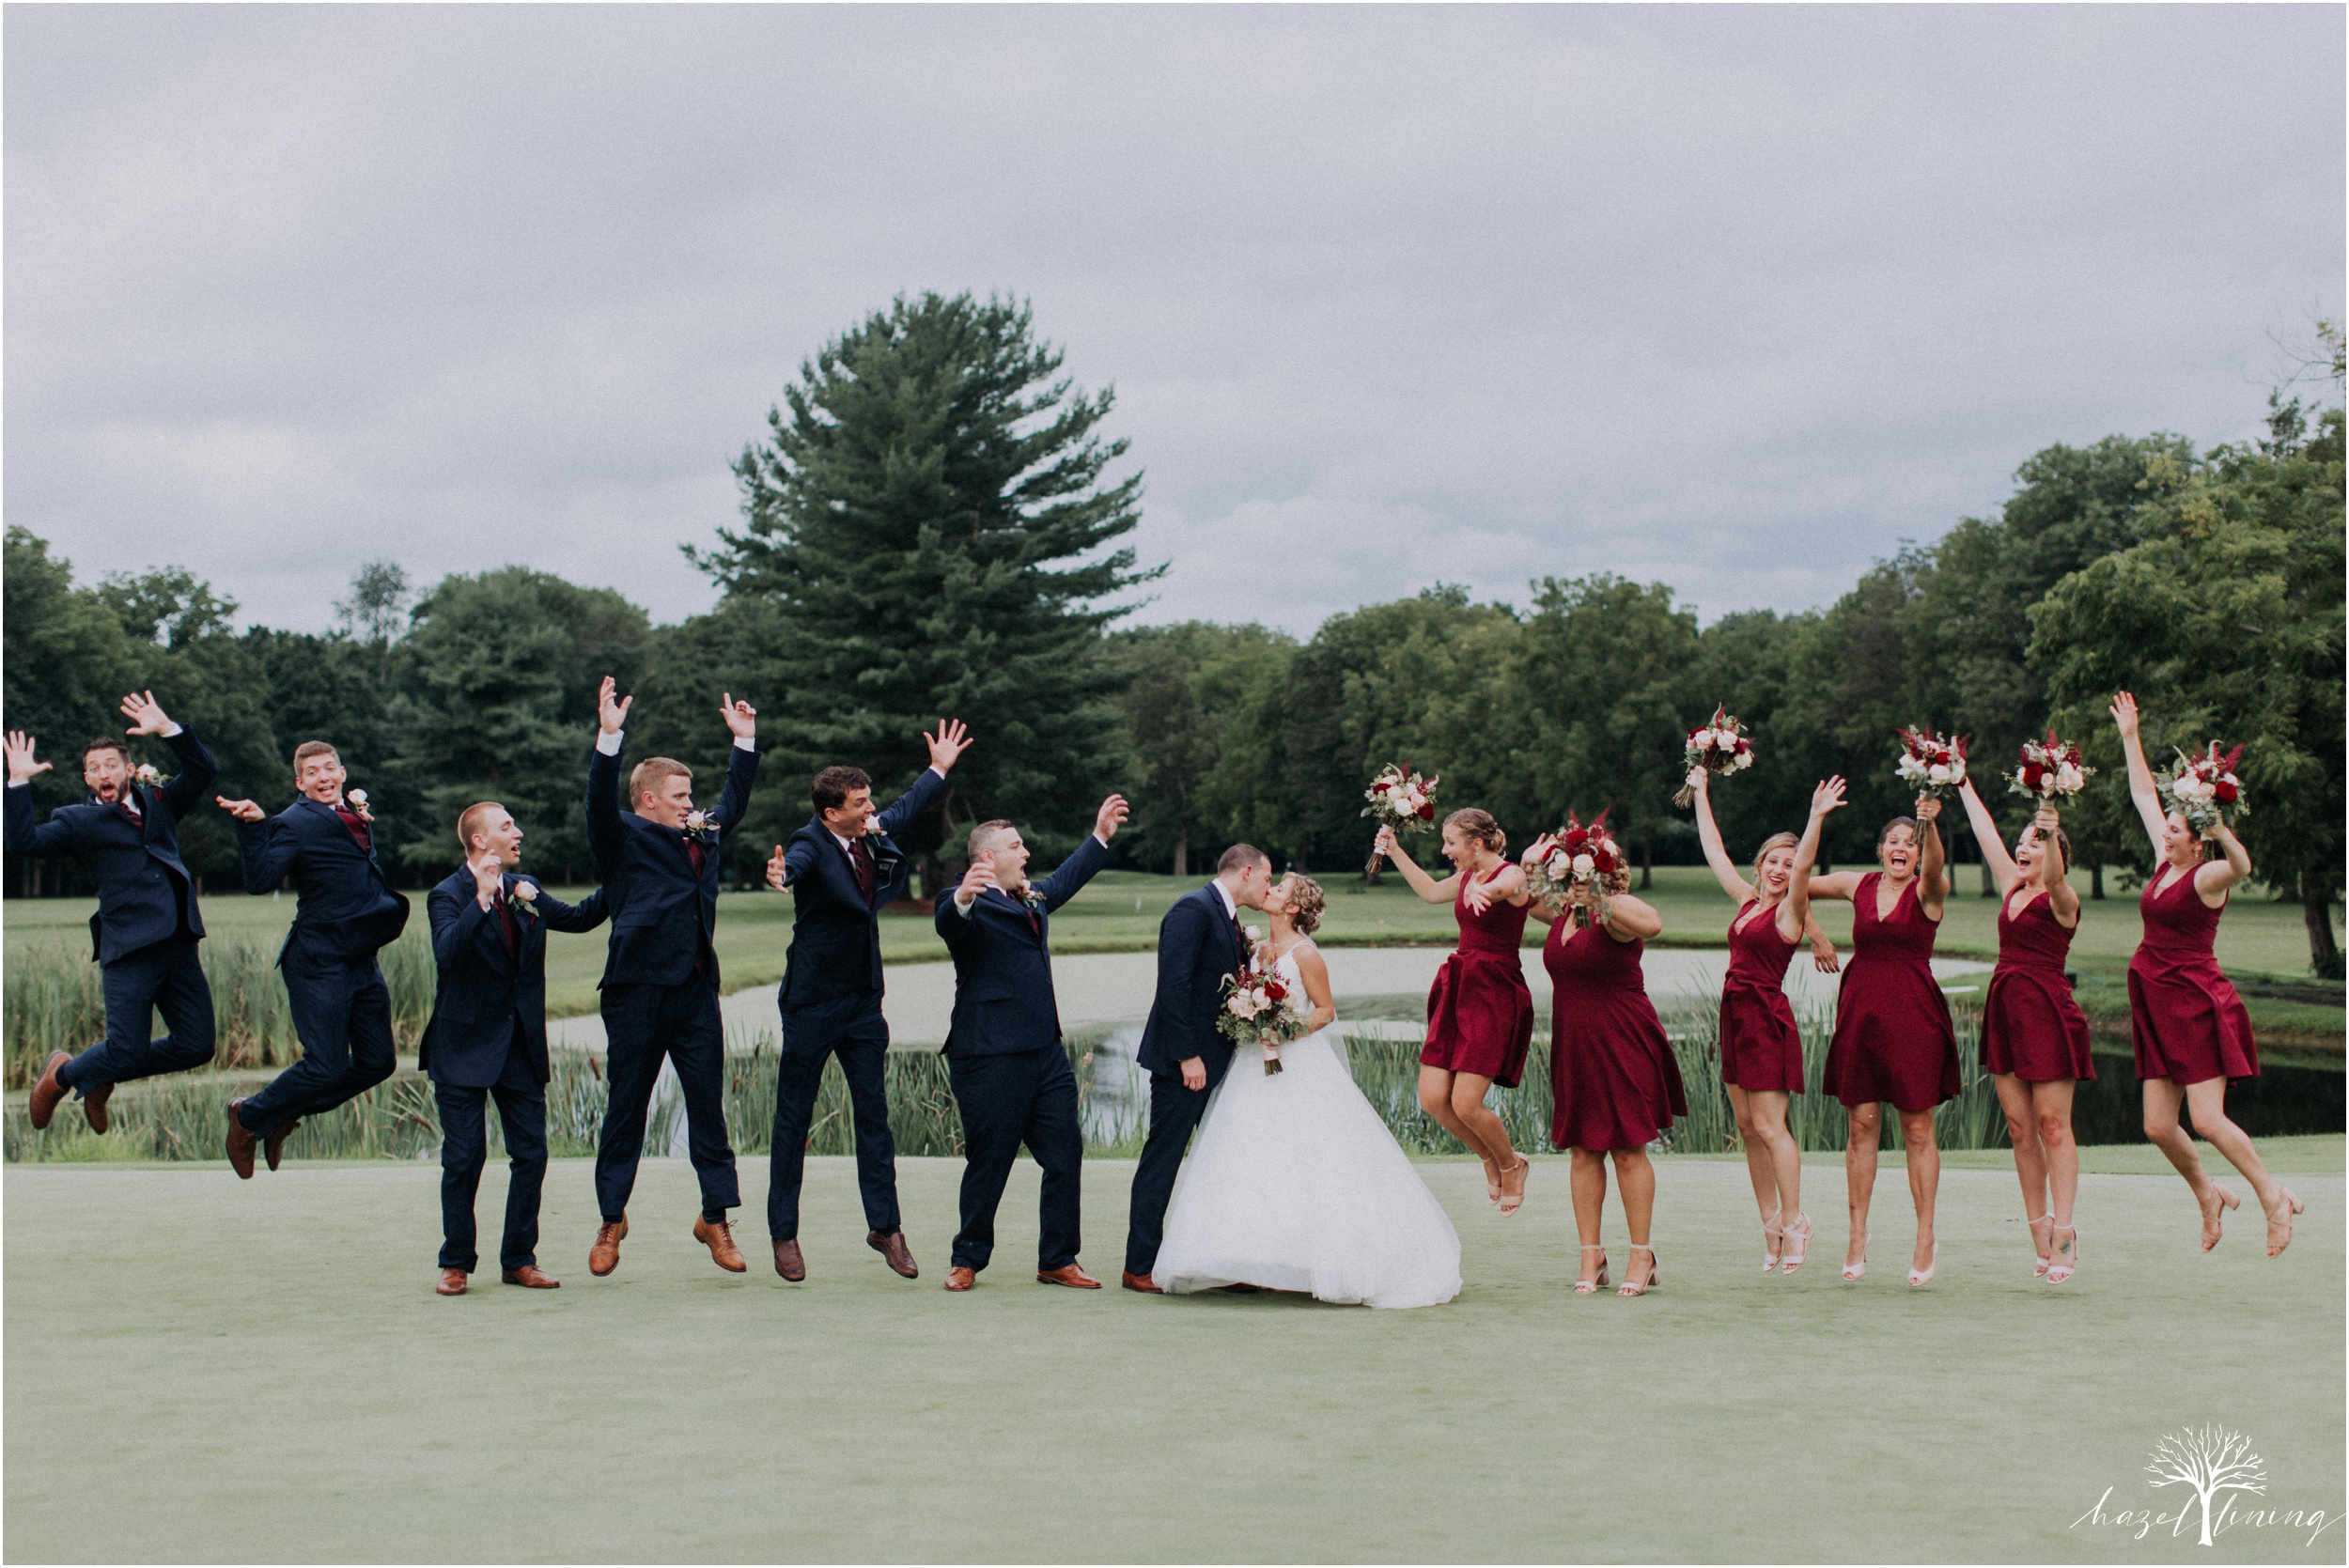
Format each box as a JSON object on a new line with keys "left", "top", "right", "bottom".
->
{"left": 1735, "top": 737, "right": 1752, "bottom": 754}
{"left": 1264, "top": 979, "right": 1287, "bottom": 1000}
{"left": 1417, "top": 802, "right": 1434, "bottom": 820}
{"left": 2215, "top": 780, "right": 2239, "bottom": 803}
{"left": 2021, "top": 763, "right": 2045, "bottom": 788}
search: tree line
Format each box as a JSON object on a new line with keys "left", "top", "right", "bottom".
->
{"left": 5, "top": 294, "right": 2339, "bottom": 973}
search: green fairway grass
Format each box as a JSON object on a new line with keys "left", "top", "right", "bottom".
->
{"left": 6, "top": 1141, "right": 2339, "bottom": 1562}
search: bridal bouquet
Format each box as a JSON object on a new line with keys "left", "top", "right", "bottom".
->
{"left": 1523, "top": 809, "right": 1620, "bottom": 924}
{"left": 1217, "top": 961, "right": 1311, "bottom": 1075}
{"left": 1362, "top": 764, "right": 1438, "bottom": 833}
{"left": 1673, "top": 706, "right": 1754, "bottom": 808}
{"left": 2158, "top": 741, "right": 2248, "bottom": 833}
{"left": 1893, "top": 727, "right": 1968, "bottom": 800}
{"left": 2008, "top": 731, "right": 2093, "bottom": 804}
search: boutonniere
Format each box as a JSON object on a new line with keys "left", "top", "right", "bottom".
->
{"left": 346, "top": 787, "right": 374, "bottom": 823}
{"left": 129, "top": 763, "right": 167, "bottom": 789}
{"left": 1019, "top": 887, "right": 1047, "bottom": 910}
{"left": 511, "top": 881, "right": 539, "bottom": 917}
{"left": 682, "top": 808, "right": 720, "bottom": 843}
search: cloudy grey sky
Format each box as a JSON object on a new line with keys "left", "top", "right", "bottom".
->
{"left": 7, "top": 5, "right": 2341, "bottom": 637}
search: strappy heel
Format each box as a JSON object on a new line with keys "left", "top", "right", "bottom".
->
{"left": 2046, "top": 1225, "right": 2078, "bottom": 1284}
{"left": 1574, "top": 1244, "right": 1609, "bottom": 1295}
{"left": 1617, "top": 1244, "right": 1659, "bottom": 1297}
{"left": 2028, "top": 1214, "right": 2055, "bottom": 1279}
{"left": 2264, "top": 1186, "right": 2304, "bottom": 1258}
{"left": 1483, "top": 1157, "right": 1502, "bottom": 1207}
{"left": 1497, "top": 1157, "right": 1530, "bottom": 1217}
{"left": 1779, "top": 1211, "right": 1813, "bottom": 1277}
{"left": 1842, "top": 1231, "right": 1871, "bottom": 1282}
{"left": 1906, "top": 1240, "right": 1939, "bottom": 1288}
{"left": 2201, "top": 1182, "right": 2241, "bottom": 1251}
{"left": 1761, "top": 1205, "right": 1784, "bottom": 1273}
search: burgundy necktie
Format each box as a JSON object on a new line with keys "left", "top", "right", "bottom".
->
{"left": 334, "top": 804, "right": 371, "bottom": 854}
{"left": 118, "top": 795, "right": 143, "bottom": 828}
{"left": 851, "top": 838, "right": 877, "bottom": 905}
{"left": 496, "top": 892, "right": 520, "bottom": 955}
{"left": 684, "top": 834, "right": 706, "bottom": 877}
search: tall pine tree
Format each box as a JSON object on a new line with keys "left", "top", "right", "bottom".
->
{"left": 693, "top": 293, "right": 1155, "bottom": 883}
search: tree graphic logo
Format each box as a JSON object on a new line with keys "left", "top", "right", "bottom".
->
{"left": 2146, "top": 1424, "right": 2269, "bottom": 1545}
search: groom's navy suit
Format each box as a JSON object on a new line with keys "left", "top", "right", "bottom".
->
{"left": 935, "top": 832, "right": 1113, "bottom": 1273}
{"left": 766, "top": 765, "right": 946, "bottom": 1243}
{"left": 1124, "top": 880, "right": 1251, "bottom": 1279}
{"left": 420, "top": 864, "right": 606, "bottom": 1274}
{"left": 4, "top": 725, "right": 220, "bottom": 1099}
{"left": 234, "top": 792, "right": 412, "bottom": 1137}
{"left": 586, "top": 732, "right": 758, "bottom": 1223}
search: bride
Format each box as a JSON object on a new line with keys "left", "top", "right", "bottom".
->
{"left": 1153, "top": 873, "right": 1463, "bottom": 1309}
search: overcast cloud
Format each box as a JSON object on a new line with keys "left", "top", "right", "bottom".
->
{"left": 6, "top": 5, "right": 2341, "bottom": 637}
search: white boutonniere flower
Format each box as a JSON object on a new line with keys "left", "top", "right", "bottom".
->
{"left": 682, "top": 808, "right": 720, "bottom": 842}
{"left": 130, "top": 763, "right": 164, "bottom": 788}
{"left": 512, "top": 881, "right": 538, "bottom": 907}
{"left": 346, "top": 787, "right": 374, "bottom": 822}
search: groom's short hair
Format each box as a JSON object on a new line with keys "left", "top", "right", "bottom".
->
{"left": 811, "top": 766, "right": 871, "bottom": 812}
{"left": 967, "top": 819, "right": 1017, "bottom": 860}
{"left": 1216, "top": 844, "right": 1269, "bottom": 875}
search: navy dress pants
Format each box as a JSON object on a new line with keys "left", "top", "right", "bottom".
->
{"left": 948, "top": 1044, "right": 1082, "bottom": 1273}
{"left": 594, "top": 975, "right": 739, "bottom": 1222}
{"left": 434, "top": 1036, "right": 548, "bottom": 1273}
{"left": 767, "top": 1004, "right": 901, "bottom": 1242}
{"left": 237, "top": 948, "right": 396, "bottom": 1135}
{"left": 1123, "top": 1067, "right": 1218, "bottom": 1278}
{"left": 61, "top": 935, "right": 216, "bottom": 1096}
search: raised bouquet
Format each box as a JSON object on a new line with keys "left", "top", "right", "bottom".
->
{"left": 1362, "top": 762, "right": 1438, "bottom": 875}
{"left": 1523, "top": 809, "right": 1621, "bottom": 925}
{"left": 1893, "top": 726, "right": 1968, "bottom": 800}
{"left": 2157, "top": 741, "right": 2248, "bottom": 833}
{"left": 1673, "top": 705, "right": 1754, "bottom": 807}
{"left": 1217, "top": 959, "right": 1311, "bottom": 1075}
{"left": 2009, "top": 731, "right": 2093, "bottom": 803}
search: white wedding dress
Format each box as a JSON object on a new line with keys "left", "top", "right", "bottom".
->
{"left": 1153, "top": 944, "right": 1463, "bottom": 1309}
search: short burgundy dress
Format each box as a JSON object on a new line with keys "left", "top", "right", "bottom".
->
{"left": 1822, "top": 873, "right": 1961, "bottom": 1112}
{"left": 1546, "top": 917, "right": 1688, "bottom": 1152}
{"left": 1716, "top": 900, "right": 1805, "bottom": 1094}
{"left": 1419, "top": 877, "right": 1535, "bottom": 1087}
{"left": 2128, "top": 870, "right": 2259, "bottom": 1085}
{"left": 1980, "top": 891, "right": 2095, "bottom": 1081}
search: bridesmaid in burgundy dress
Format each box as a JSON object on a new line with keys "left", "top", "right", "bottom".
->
{"left": 1955, "top": 778, "right": 2094, "bottom": 1282}
{"left": 1526, "top": 835, "right": 1684, "bottom": 1297}
{"left": 1801, "top": 782, "right": 1959, "bottom": 1287}
{"left": 1375, "top": 810, "right": 1536, "bottom": 1215}
{"left": 1688, "top": 768, "right": 1844, "bottom": 1276}
{"left": 2111, "top": 692, "right": 2301, "bottom": 1257}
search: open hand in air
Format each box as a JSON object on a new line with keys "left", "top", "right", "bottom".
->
{"left": 721, "top": 693, "right": 756, "bottom": 740}
{"left": 1810, "top": 775, "right": 1847, "bottom": 819}
{"left": 957, "top": 855, "right": 1001, "bottom": 905}
{"left": 925, "top": 718, "right": 973, "bottom": 774}
{"left": 1094, "top": 793, "right": 1130, "bottom": 842}
{"left": 6, "top": 731, "right": 52, "bottom": 784}
{"left": 215, "top": 797, "right": 264, "bottom": 822}
{"left": 766, "top": 845, "right": 790, "bottom": 893}
{"left": 118, "top": 691, "right": 174, "bottom": 736}
{"left": 597, "top": 675, "right": 632, "bottom": 736}
{"left": 2108, "top": 691, "right": 2139, "bottom": 739}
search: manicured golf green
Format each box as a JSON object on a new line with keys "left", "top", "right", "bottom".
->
{"left": 7, "top": 1141, "right": 2339, "bottom": 1561}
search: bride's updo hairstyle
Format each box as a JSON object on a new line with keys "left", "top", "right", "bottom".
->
{"left": 1280, "top": 874, "right": 1327, "bottom": 935}
{"left": 1444, "top": 807, "right": 1506, "bottom": 855}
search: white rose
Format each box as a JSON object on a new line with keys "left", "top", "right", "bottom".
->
{"left": 1926, "top": 764, "right": 1951, "bottom": 784}
{"left": 513, "top": 881, "right": 538, "bottom": 903}
{"left": 1572, "top": 853, "right": 1595, "bottom": 877}
{"left": 2055, "top": 764, "right": 2082, "bottom": 792}
{"left": 347, "top": 788, "right": 368, "bottom": 806}
{"left": 1896, "top": 755, "right": 1924, "bottom": 780}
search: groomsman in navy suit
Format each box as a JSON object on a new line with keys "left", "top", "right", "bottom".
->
{"left": 217, "top": 740, "right": 411, "bottom": 1177}
{"left": 583, "top": 676, "right": 760, "bottom": 1279}
{"left": 420, "top": 802, "right": 607, "bottom": 1296}
{"left": 934, "top": 794, "right": 1128, "bottom": 1292}
{"left": 4, "top": 693, "right": 220, "bottom": 1132}
{"left": 1122, "top": 843, "right": 1273, "bottom": 1292}
{"left": 759, "top": 719, "right": 972, "bottom": 1282}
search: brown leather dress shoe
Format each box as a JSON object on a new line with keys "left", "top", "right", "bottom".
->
{"left": 225, "top": 1099, "right": 258, "bottom": 1180}
{"left": 501, "top": 1265, "right": 560, "bottom": 1289}
{"left": 588, "top": 1217, "right": 629, "bottom": 1276}
{"left": 27, "top": 1052, "right": 70, "bottom": 1131}
{"left": 772, "top": 1238, "right": 806, "bottom": 1281}
{"left": 1120, "top": 1270, "right": 1162, "bottom": 1294}
{"left": 1037, "top": 1264, "right": 1103, "bottom": 1289}
{"left": 82, "top": 1080, "right": 114, "bottom": 1135}
{"left": 868, "top": 1229, "right": 919, "bottom": 1280}
{"left": 694, "top": 1215, "right": 747, "bottom": 1273}
{"left": 436, "top": 1268, "right": 468, "bottom": 1296}
{"left": 944, "top": 1265, "right": 976, "bottom": 1292}
{"left": 264, "top": 1118, "right": 300, "bottom": 1172}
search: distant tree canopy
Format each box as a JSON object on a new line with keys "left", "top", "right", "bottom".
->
{"left": 4, "top": 313, "right": 2339, "bottom": 972}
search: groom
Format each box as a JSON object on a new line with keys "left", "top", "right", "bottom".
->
{"left": 1121, "top": 843, "right": 1273, "bottom": 1293}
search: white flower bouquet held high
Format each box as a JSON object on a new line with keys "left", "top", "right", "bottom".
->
{"left": 1362, "top": 762, "right": 1439, "bottom": 876}
{"left": 1673, "top": 706, "right": 1754, "bottom": 808}
{"left": 2158, "top": 741, "right": 2248, "bottom": 833}
{"left": 2009, "top": 731, "right": 2093, "bottom": 804}
{"left": 1893, "top": 727, "right": 1968, "bottom": 799}
{"left": 1216, "top": 960, "right": 1311, "bottom": 1075}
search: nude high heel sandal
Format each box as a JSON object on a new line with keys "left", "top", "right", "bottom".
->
{"left": 2046, "top": 1225, "right": 2078, "bottom": 1285}
{"left": 1497, "top": 1157, "right": 1530, "bottom": 1218}
{"left": 1842, "top": 1232, "right": 1871, "bottom": 1282}
{"left": 1779, "top": 1211, "right": 1813, "bottom": 1277}
{"left": 1574, "top": 1245, "right": 1609, "bottom": 1295}
{"left": 1906, "top": 1241, "right": 1939, "bottom": 1288}
{"left": 1617, "top": 1244, "right": 1659, "bottom": 1297}
{"left": 2028, "top": 1214, "right": 2055, "bottom": 1279}
{"left": 1761, "top": 1206, "right": 1784, "bottom": 1273}
{"left": 2265, "top": 1187, "right": 2304, "bottom": 1258}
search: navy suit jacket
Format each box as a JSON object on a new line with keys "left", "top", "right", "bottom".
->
{"left": 238, "top": 793, "right": 412, "bottom": 965}
{"left": 586, "top": 737, "right": 758, "bottom": 989}
{"left": 934, "top": 833, "right": 1112, "bottom": 1058}
{"left": 1135, "top": 882, "right": 1250, "bottom": 1081}
{"left": 5, "top": 726, "right": 217, "bottom": 964}
{"left": 418, "top": 864, "right": 608, "bottom": 1087}
{"left": 777, "top": 765, "right": 946, "bottom": 1017}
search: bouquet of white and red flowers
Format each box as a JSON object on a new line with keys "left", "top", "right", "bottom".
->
{"left": 1893, "top": 727, "right": 1968, "bottom": 800}
{"left": 1217, "top": 958, "right": 1312, "bottom": 1075}
{"left": 1523, "top": 809, "right": 1622, "bottom": 924}
{"left": 2158, "top": 741, "right": 2248, "bottom": 833}
{"left": 2009, "top": 731, "right": 2093, "bottom": 803}
{"left": 1673, "top": 705, "right": 1754, "bottom": 808}
{"left": 1362, "top": 763, "right": 1438, "bottom": 833}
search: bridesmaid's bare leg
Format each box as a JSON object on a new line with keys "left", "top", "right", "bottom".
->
{"left": 1726, "top": 1085, "right": 1778, "bottom": 1226}
{"left": 1747, "top": 1090, "right": 1802, "bottom": 1226}
{"left": 1418, "top": 1066, "right": 1507, "bottom": 1175}
{"left": 2031, "top": 1079, "right": 2079, "bottom": 1230}
{"left": 1569, "top": 1149, "right": 1609, "bottom": 1286}
{"left": 2142, "top": 1079, "right": 2231, "bottom": 1250}
{"left": 1995, "top": 1074, "right": 2050, "bottom": 1261}
{"left": 2182, "top": 1078, "right": 2289, "bottom": 1251}
{"left": 1613, "top": 1148, "right": 1657, "bottom": 1247}
{"left": 1446, "top": 1073, "right": 1519, "bottom": 1173}
{"left": 1844, "top": 1104, "right": 1880, "bottom": 1268}
{"left": 1898, "top": 1109, "right": 1939, "bottom": 1274}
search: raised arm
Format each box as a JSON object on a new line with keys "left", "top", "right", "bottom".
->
{"left": 2195, "top": 817, "right": 2252, "bottom": 905}
{"left": 126, "top": 693, "right": 219, "bottom": 816}
{"left": 234, "top": 812, "right": 301, "bottom": 894}
{"left": 1914, "top": 795, "right": 1949, "bottom": 922}
{"left": 2032, "top": 806, "right": 2080, "bottom": 925}
{"left": 1955, "top": 778, "right": 2019, "bottom": 894}
{"left": 1036, "top": 798, "right": 1125, "bottom": 912}
{"left": 587, "top": 675, "right": 630, "bottom": 876}
{"left": 714, "top": 693, "right": 759, "bottom": 836}
{"left": 1687, "top": 768, "right": 1755, "bottom": 903}
{"left": 1374, "top": 824, "right": 1459, "bottom": 904}
{"left": 1783, "top": 775, "right": 1845, "bottom": 935}
{"left": 5, "top": 731, "right": 71, "bottom": 856}
{"left": 2109, "top": 691, "right": 2168, "bottom": 854}
{"left": 537, "top": 884, "right": 610, "bottom": 935}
